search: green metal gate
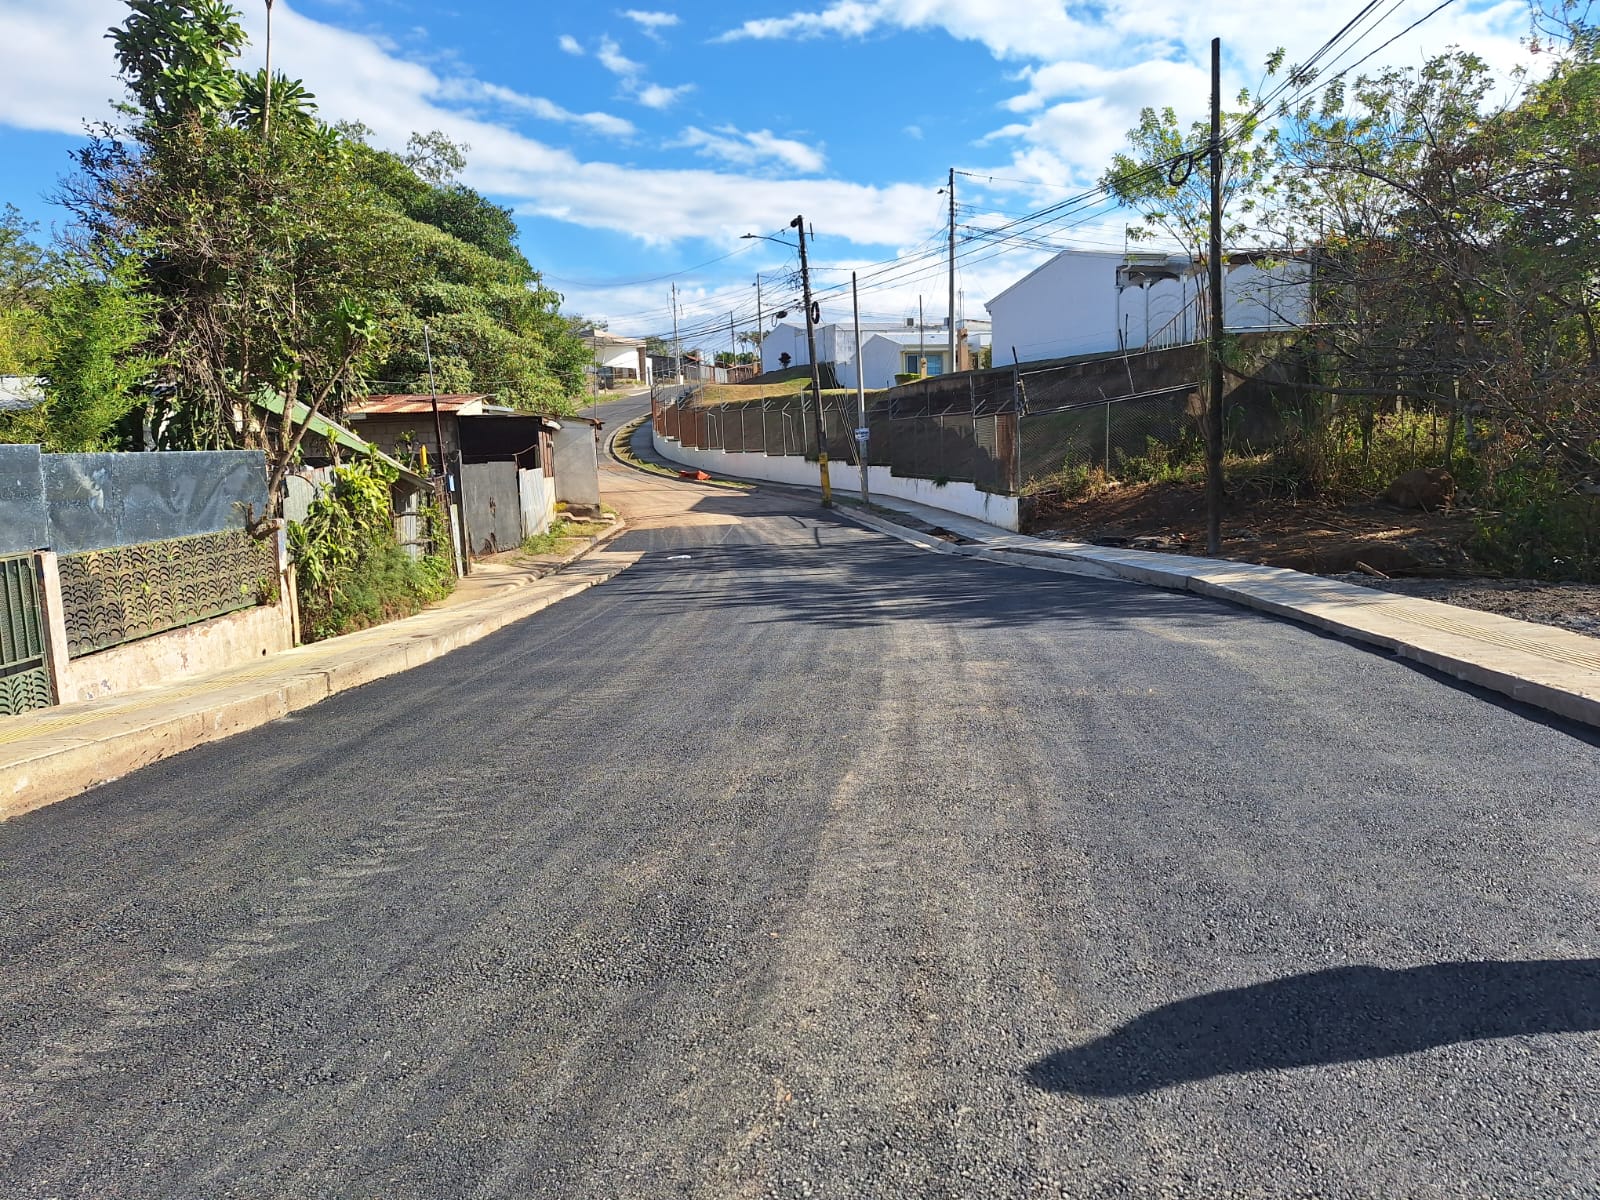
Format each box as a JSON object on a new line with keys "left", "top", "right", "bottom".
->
{"left": 0, "top": 555, "right": 53, "bottom": 715}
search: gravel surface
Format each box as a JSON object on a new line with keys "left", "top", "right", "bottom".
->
{"left": 2, "top": 467, "right": 1598, "bottom": 1198}
{"left": 1327, "top": 575, "right": 1600, "bottom": 638}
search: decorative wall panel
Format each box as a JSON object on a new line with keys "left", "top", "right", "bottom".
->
{"left": 58, "top": 531, "right": 276, "bottom": 659}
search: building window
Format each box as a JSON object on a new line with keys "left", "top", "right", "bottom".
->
{"left": 905, "top": 352, "right": 947, "bottom": 376}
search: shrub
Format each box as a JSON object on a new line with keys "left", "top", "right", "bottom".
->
{"left": 289, "top": 459, "right": 454, "bottom": 641}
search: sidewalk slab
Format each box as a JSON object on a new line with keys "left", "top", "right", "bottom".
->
{"left": 2, "top": 526, "right": 642, "bottom": 822}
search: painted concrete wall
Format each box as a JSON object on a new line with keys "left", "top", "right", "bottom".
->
{"left": 653, "top": 426, "right": 1020, "bottom": 531}
{"left": 551, "top": 424, "right": 601, "bottom": 508}
{"left": 55, "top": 600, "right": 295, "bottom": 704}
{"left": 40, "top": 532, "right": 298, "bottom": 705}
{"left": 518, "top": 467, "right": 556, "bottom": 537}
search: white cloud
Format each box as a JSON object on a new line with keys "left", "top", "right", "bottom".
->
{"left": 715, "top": 0, "right": 1105, "bottom": 63}
{"left": 636, "top": 82, "right": 694, "bottom": 109}
{"left": 558, "top": 34, "right": 584, "bottom": 55}
{"left": 440, "top": 79, "right": 636, "bottom": 138}
{"left": 673, "top": 125, "right": 826, "bottom": 173}
{"left": 596, "top": 35, "right": 642, "bottom": 78}
{"left": 622, "top": 9, "right": 680, "bottom": 41}
{"left": 715, "top": 0, "right": 1537, "bottom": 192}
{"left": 904, "top": 124, "right": 923, "bottom": 140}
{"left": 0, "top": 0, "right": 931, "bottom": 254}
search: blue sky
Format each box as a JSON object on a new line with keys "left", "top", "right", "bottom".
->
{"left": 0, "top": 0, "right": 1534, "bottom": 352}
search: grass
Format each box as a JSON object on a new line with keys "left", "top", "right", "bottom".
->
{"left": 520, "top": 517, "right": 611, "bottom": 556}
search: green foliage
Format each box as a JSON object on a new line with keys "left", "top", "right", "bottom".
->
{"left": 1115, "top": 434, "right": 1204, "bottom": 486}
{"left": 1470, "top": 466, "right": 1600, "bottom": 582}
{"left": 108, "top": 0, "right": 245, "bottom": 126}
{"left": 520, "top": 517, "right": 608, "bottom": 555}
{"left": 29, "top": 257, "right": 158, "bottom": 450}
{"left": 288, "top": 459, "right": 454, "bottom": 640}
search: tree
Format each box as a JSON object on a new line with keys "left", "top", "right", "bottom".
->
{"left": 1101, "top": 56, "right": 1283, "bottom": 258}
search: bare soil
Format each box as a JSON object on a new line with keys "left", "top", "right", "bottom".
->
{"left": 1027, "top": 478, "right": 1600, "bottom": 638}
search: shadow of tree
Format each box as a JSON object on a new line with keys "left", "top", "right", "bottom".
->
{"left": 1026, "top": 960, "right": 1600, "bottom": 1097}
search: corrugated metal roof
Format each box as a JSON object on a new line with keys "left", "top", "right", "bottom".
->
{"left": 350, "top": 394, "right": 501, "bottom": 415}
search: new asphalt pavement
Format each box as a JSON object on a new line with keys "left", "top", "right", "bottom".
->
{"left": 2, "top": 462, "right": 1598, "bottom": 1198}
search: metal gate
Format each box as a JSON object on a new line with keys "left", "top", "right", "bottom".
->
{"left": 0, "top": 554, "right": 53, "bottom": 714}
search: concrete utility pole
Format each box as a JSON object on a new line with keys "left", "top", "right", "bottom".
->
{"left": 947, "top": 167, "right": 957, "bottom": 371}
{"left": 1206, "top": 36, "right": 1226, "bottom": 556}
{"left": 791, "top": 215, "right": 831, "bottom": 506}
{"left": 753, "top": 274, "right": 763, "bottom": 369}
{"left": 671, "top": 282, "right": 682, "bottom": 385}
{"left": 853, "top": 270, "right": 869, "bottom": 508}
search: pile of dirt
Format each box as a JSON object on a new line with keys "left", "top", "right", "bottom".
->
{"left": 1027, "top": 478, "right": 1477, "bottom": 577}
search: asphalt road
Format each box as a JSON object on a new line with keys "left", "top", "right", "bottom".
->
{"left": 3, "top": 460, "right": 1599, "bottom": 1198}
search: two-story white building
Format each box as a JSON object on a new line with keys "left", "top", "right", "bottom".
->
{"left": 984, "top": 247, "right": 1310, "bottom": 366}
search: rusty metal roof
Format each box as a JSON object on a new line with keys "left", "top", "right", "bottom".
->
{"left": 349, "top": 394, "right": 502, "bottom": 415}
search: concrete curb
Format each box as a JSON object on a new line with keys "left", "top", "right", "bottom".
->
{"left": 840, "top": 505, "right": 1600, "bottom": 732}
{"left": 1, "top": 522, "right": 638, "bottom": 822}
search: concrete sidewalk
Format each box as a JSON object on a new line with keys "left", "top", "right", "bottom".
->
{"left": 831, "top": 490, "right": 1600, "bottom": 732}
{"left": 1, "top": 527, "right": 642, "bottom": 822}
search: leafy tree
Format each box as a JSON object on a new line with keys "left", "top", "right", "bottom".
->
{"left": 1101, "top": 54, "right": 1284, "bottom": 258}
{"left": 107, "top": 0, "right": 245, "bottom": 126}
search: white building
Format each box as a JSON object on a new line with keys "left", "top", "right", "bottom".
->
{"left": 984, "top": 248, "right": 1310, "bottom": 366}
{"left": 584, "top": 331, "right": 651, "bottom": 389}
{"left": 759, "top": 318, "right": 992, "bottom": 390}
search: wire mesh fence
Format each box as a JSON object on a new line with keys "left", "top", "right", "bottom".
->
{"left": 649, "top": 336, "right": 1299, "bottom": 497}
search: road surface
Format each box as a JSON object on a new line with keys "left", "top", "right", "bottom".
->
{"left": 2, "top": 455, "right": 1598, "bottom": 1198}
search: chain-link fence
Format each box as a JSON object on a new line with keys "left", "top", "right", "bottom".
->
{"left": 1018, "top": 387, "right": 1204, "bottom": 489}
{"left": 650, "top": 333, "right": 1303, "bottom": 498}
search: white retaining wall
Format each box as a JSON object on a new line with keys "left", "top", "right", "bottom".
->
{"left": 652, "top": 427, "right": 1020, "bottom": 531}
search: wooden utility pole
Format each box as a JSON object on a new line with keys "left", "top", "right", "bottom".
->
{"left": 791, "top": 215, "right": 832, "bottom": 506}
{"left": 1206, "top": 36, "right": 1226, "bottom": 556}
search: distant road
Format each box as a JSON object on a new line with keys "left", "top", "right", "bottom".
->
{"left": 2, "top": 461, "right": 1598, "bottom": 1197}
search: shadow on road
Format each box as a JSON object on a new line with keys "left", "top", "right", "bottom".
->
{"left": 1026, "top": 959, "right": 1600, "bottom": 1096}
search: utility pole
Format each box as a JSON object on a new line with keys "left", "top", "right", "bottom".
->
{"left": 262, "top": 0, "right": 275, "bottom": 139}
{"left": 753, "top": 274, "right": 763, "bottom": 370}
{"left": 1206, "top": 36, "right": 1225, "bottom": 556}
{"left": 729, "top": 311, "right": 737, "bottom": 371}
{"left": 791, "top": 214, "right": 831, "bottom": 506}
{"left": 671, "top": 282, "right": 682, "bottom": 384}
{"left": 947, "top": 167, "right": 957, "bottom": 371}
{"left": 853, "top": 271, "right": 869, "bottom": 507}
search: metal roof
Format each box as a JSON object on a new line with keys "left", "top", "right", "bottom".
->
{"left": 349, "top": 394, "right": 512, "bottom": 416}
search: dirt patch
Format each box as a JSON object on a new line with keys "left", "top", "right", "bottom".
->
{"left": 1026, "top": 477, "right": 1600, "bottom": 639}
{"left": 1027, "top": 478, "right": 1477, "bottom": 577}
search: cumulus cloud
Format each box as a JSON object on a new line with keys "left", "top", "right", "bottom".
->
{"left": 0, "top": 0, "right": 932, "bottom": 253}
{"left": 714, "top": 0, "right": 1536, "bottom": 190}
{"left": 558, "top": 34, "right": 584, "bottom": 55}
{"left": 673, "top": 125, "right": 825, "bottom": 173}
